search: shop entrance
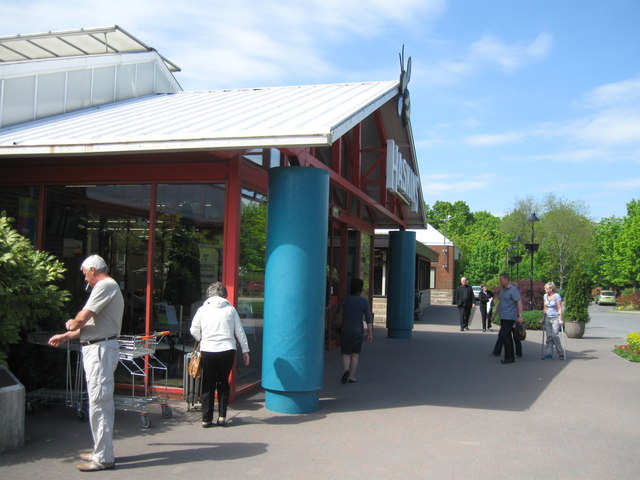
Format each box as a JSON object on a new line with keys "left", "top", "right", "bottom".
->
{"left": 326, "top": 221, "right": 372, "bottom": 349}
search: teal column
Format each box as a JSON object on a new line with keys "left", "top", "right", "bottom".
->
{"left": 387, "top": 230, "right": 416, "bottom": 339}
{"left": 262, "top": 167, "right": 329, "bottom": 414}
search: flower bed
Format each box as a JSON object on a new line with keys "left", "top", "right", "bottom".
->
{"left": 613, "top": 332, "right": 640, "bottom": 362}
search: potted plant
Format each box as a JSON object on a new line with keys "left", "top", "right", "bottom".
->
{"left": 563, "top": 265, "right": 591, "bottom": 338}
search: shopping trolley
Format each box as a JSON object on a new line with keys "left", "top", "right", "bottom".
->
{"left": 116, "top": 331, "right": 172, "bottom": 428}
{"left": 26, "top": 332, "right": 87, "bottom": 420}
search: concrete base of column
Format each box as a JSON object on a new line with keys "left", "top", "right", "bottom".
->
{"left": 265, "top": 389, "right": 319, "bottom": 414}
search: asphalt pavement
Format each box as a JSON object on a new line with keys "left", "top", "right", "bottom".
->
{"left": 1, "top": 304, "right": 639, "bottom": 479}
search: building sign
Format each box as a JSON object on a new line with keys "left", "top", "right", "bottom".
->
{"left": 386, "top": 139, "right": 419, "bottom": 213}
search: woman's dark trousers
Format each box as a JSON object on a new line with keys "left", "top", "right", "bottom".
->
{"left": 200, "top": 349, "right": 236, "bottom": 422}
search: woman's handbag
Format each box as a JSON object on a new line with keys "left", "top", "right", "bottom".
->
{"left": 188, "top": 341, "right": 202, "bottom": 379}
{"left": 514, "top": 322, "right": 527, "bottom": 341}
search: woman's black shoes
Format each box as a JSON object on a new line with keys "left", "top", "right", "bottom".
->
{"left": 341, "top": 370, "right": 350, "bottom": 384}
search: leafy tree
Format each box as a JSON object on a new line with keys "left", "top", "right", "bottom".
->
{"left": 589, "top": 216, "right": 624, "bottom": 288}
{"left": 616, "top": 199, "right": 640, "bottom": 293}
{"left": 0, "top": 214, "right": 69, "bottom": 366}
{"left": 239, "top": 201, "right": 267, "bottom": 277}
{"left": 538, "top": 201, "right": 593, "bottom": 290}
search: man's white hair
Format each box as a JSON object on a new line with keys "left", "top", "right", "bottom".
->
{"left": 81, "top": 255, "right": 108, "bottom": 273}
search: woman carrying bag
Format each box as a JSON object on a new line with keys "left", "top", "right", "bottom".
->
{"left": 190, "top": 282, "right": 250, "bottom": 428}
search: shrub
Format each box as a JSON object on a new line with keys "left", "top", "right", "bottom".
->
{"left": 616, "top": 292, "right": 640, "bottom": 311}
{"left": 492, "top": 309, "right": 544, "bottom": 330}
{"left": 563, "top": 266, "right": 591, "bottom": 323}
{"left": 491, "top": 280, "right": 545, "bottom": 311}
{"left": 0, "top": 214, "right": 70, "bottom": 366}
{"left": 613, "top": 334, "right": 640, "bottom": 363}
{"left": 627, "top": 332, "right": 640, "bottom": 351}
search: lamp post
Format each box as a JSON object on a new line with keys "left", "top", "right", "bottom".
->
{"left": 524, "top": 213, "right": 540, "bottom": 310}
{"left": 441, "top": 215, "right": 451, "bottom": 270}
{"left": 512, "top": 235, "right": 523, "bottom": 279}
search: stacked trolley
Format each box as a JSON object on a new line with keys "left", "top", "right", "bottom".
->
{"left": 26, "top": 332, "right": 87, "bottom": 419}
{"left": 116, "top": 331, "right": 173, "bottom": 428}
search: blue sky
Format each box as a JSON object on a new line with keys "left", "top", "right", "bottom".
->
{"left": 2, "top": 0, "right": 639, "bottom": 221}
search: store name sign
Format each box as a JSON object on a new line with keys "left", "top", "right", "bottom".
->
{"left": 386, "top": 139, "right": 419, "bottom": 213}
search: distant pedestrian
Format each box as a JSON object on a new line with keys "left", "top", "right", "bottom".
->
{"left": 541, "top": 282, "right": 565, "bottom": 359}
{"left": 478, "top": 284, "right": 494, "bottom": 332}
{"left": 340, "top": 278, "right": 373, "bottom": 384}
{"left": 453, "top": 277, "right": 475, "bottom": 331}
{"left": 490, "top": 273, "right": 523, "bottom": 364}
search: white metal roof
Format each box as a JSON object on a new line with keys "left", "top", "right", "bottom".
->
{"left": 0, "top": 25, "right": 180, "bottom": 72}
{"left": 375, "top": 225, "right": 455, "bottom": 247}
{"left": 0, "top": 81, "right": 399, "bottom": 155}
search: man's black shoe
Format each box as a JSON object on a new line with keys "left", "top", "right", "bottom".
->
{"left": 501, "top": 359, "right": 515, "bottom": 364}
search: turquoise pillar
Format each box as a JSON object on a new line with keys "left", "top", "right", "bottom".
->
{"left": 262, "top": 167, "right": 329, "bottom": 414}
{"left": 387, "top": 230, "right": 416, "bottom": 339}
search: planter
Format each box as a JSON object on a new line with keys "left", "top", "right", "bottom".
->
{"left": 0, "top": 366, "right": 25, "bottom": 452}
{"left": 565, "top": 321, "right": 585, "bottom": 339}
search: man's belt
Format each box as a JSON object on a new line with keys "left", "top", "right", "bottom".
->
{"left": 81, "top": 335, "right": 118, "bottom": 346}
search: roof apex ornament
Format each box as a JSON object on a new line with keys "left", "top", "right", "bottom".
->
{"left": 397, "top": 45, "right": 411, "bottom": 127}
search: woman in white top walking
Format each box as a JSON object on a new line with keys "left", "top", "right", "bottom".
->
{"left": 190, "top": 282, "right": 250, "bottom": 427}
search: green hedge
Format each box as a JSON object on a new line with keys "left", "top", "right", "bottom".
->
{"left": 493, "top": 309, "right": 544, "bottom": 330}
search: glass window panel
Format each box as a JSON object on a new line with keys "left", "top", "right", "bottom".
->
{"left": 0, "top": 186, "right": 40, "bottom": 244}
{"left": 92, "top": 66, "right": 116, "bottom": 105}
{"left": 2, "top": 76, "right": 35, "bottom": 125}
{"left": 66, "top": 69, "right": 93, "bottom": 111}
{"left": 43, "top": 185, "right": 151, "bottom": 336}
{"left": 115, "top": 64, "right": 136, "bottom": 101}
{"left": 237, "top": 189, "right": 267, "bottom": 387}
{"left": 136, "top": 62, "right": 155, "bottom": 96}
{"left": 155, "top": 184, "right": 225, "bottom": 386}
{"left": 35, "top": 72, "right": 66, "bottom": 119}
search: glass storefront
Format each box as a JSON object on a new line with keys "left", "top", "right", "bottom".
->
{"left": 43, "top": 185, "right": 151, "bottom": 332}
{"left": 237, "top": 189, "right": 267, "bottom": 386}
{"left": 0, "top": 186, "right": 40, "bottom": 245}
{"left": 154, "top": 184, "right": 226, "bottom": 384}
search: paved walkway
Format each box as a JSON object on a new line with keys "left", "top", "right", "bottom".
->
{"left": 2, "top": 306, "right": 639, "bottom": 479}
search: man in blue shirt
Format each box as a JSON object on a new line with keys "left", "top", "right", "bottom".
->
{"left": 490, "top": 273, "right": 523, "bottom": 364}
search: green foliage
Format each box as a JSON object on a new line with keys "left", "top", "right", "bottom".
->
{"left": 627, "top": 332, "right": 640, "bottom": 351}
{"left": 563, "top": 266, "right": 591, "bottom": 323}
{"left": 613, "top": 333, "right": 640, "bottom": 362}
{"left": 492, "top": 309, "right": 543, "bottom": 330}
{"left": 0, "top": 213, "right": 70, "bottom": 366}
{"left": 240, "top": 202, "right": 267, "bottom": 275}
{"left": 616, "top": 292, "right": 640, "bottom": 311}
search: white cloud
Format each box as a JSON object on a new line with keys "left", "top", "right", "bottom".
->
{"left": 469, "top": 33, "right": 553, "bottom": 72}
{"left": 421, "top": 173, "right": 494, "bottom": 195}
{"left": 464, "top": 130, "right": 528, "bottom": 146}
{"left": 584, "top": 78, "right": 640, "bottom": 108}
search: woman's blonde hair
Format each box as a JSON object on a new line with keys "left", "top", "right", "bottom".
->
{"left": 544, "top": 282, "right": 556, "bottom": 291}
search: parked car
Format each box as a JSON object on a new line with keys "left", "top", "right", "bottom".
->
{"left": 245, "top": 280, "right": 265, "bottom": 294}
{"left": 472, "top": 285, "right": 482, "bottom": 301}
{"left": 596, "top": 290, "right": 616, "bottom": 306}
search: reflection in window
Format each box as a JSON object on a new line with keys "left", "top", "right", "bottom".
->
{"left": 237, "top": 189, "right": 266, "bottom": 387}
{"left": 43, "top": 185, "right": 151, "bottom": 334}
{"left": 0, "top": 186, "right": 40, "bottom": 245}
{"left": 155, "top": 184, "right": 225, "bottom": 385}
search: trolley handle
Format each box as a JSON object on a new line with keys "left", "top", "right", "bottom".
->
{"left": 138, "top": 331, "right": 171, "bottom": 340}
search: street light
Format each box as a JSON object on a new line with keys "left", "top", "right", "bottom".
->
{"left": 441, "top": 215, "right": 451, "bottom": 270}
{"left": 512, "top": 235, "right": 523, "bottom": 279}
{"left": 524, "top": 213, "right": 540, "bottom": 310}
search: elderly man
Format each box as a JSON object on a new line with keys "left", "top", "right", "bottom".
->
{"left": 49, "top": 255, "right": 124, "bottom": 471}
{"left": 453, "top": 277, "right": 475, "bottom": 331}
{"left": 490, "top": 273, "right": 524, "bottom": 364}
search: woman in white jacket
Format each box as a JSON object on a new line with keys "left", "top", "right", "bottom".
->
{"left": 190, "top": 282, "right": 250, "bottom": 427}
